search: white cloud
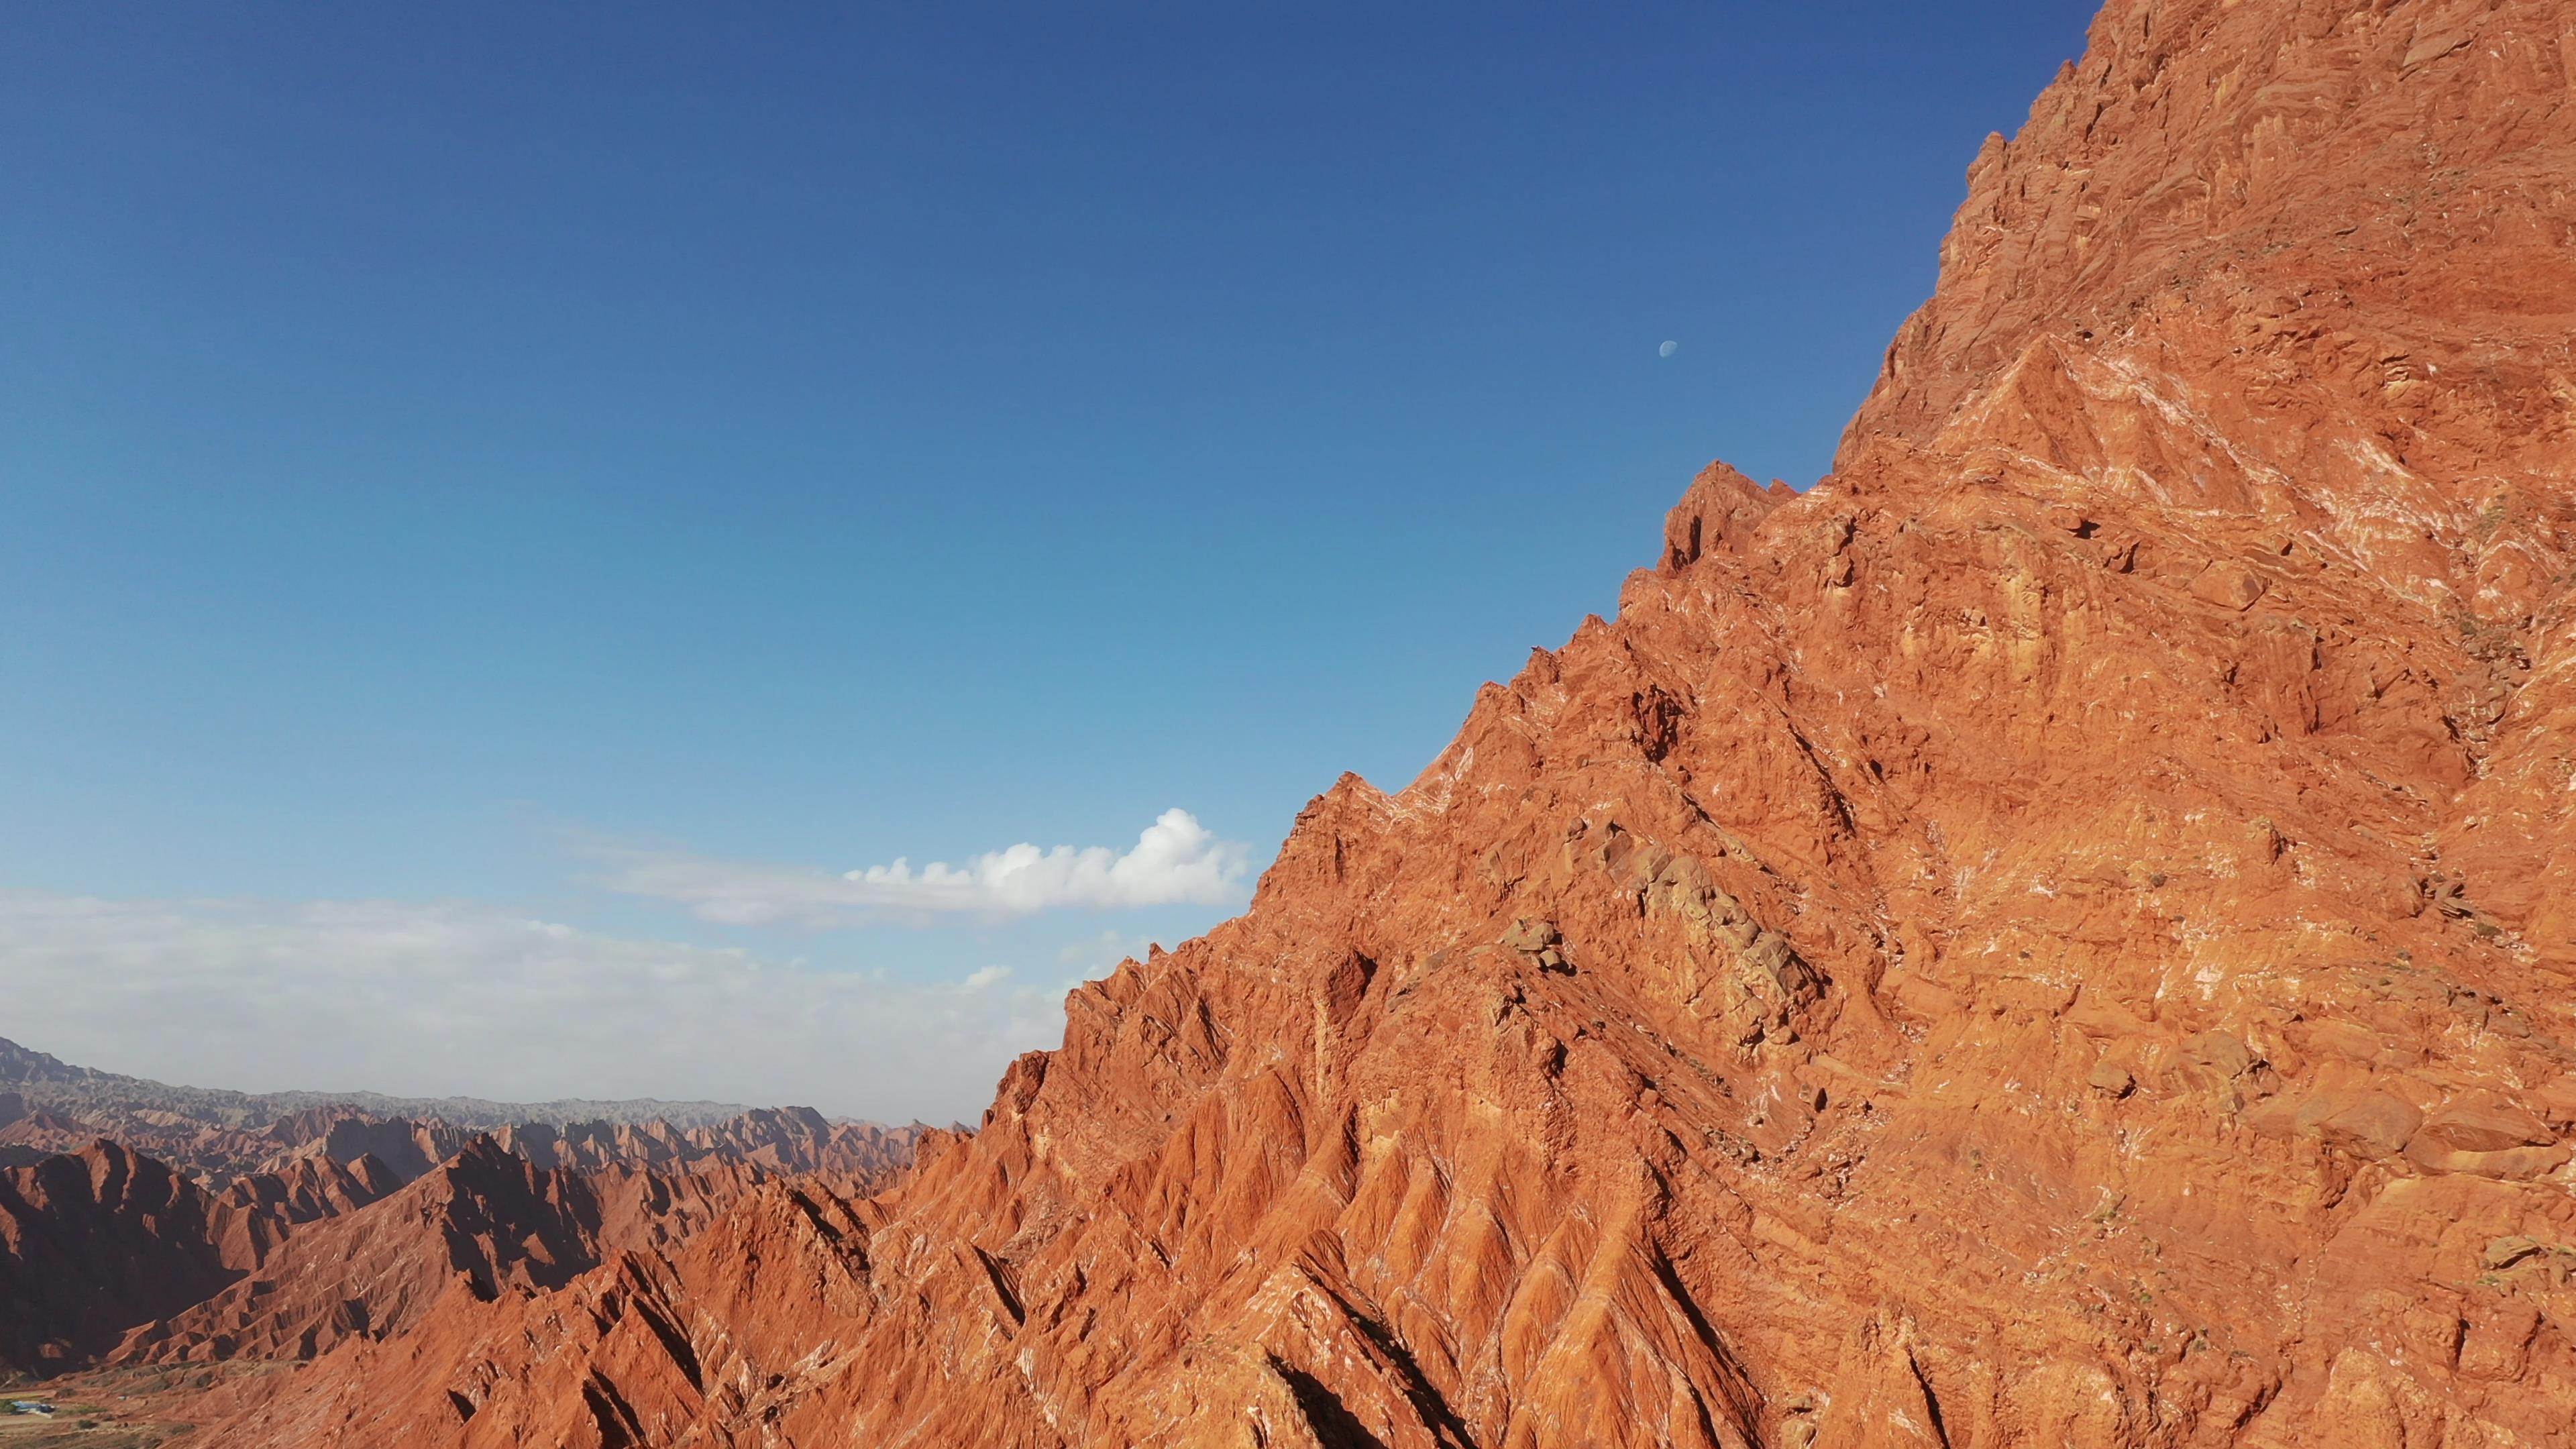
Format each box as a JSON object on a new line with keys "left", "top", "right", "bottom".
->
{"left": 590, "top": 809, "right": 1251, "bottom": 928}
{"left": 0, "top": 891, "right": 1077, "bottom": 1123}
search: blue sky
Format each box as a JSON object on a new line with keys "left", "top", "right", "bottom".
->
{"left": 1, "top": 1, "right": 2097, "bottom": 1119}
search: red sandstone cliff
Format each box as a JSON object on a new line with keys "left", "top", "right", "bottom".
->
{"left": 111, "top": 1138, "right": 767, "bottom": 1371}
{"left": 0, "top": 1134, "right": 787, "bottom": 1387}
{"left": 172, "top": 0, "right": 2576, "bottom": 1443}
{"left": 0, "top": 1141, "right": 309, "bottom": 1373}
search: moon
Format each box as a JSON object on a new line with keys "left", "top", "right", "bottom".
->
{"left": 1658, "top": 340, "right": 1678, "bottom": 358}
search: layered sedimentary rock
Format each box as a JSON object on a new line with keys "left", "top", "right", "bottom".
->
{"left": 112, "top": 1139, "right": 767, "bottom": 1371}
{"left": 0, "top": 1037, "right": 923, "bottom": 1190}
{"left": 0, "top": 1045, "right": 921, "bottom": 1392}
{"left": 179, "top": 0, "right": 2576, "bottom": 1443}
{"left": 0, "top": 1135, "right": 793, "bottom": 1385}
{"left": 0, "top": 1095, "right": 101, "bottom": 1170}
{"left": 0, "top": 1141, "right": 304, "bottom": 1373}
{"left": 217, "top": 1151, "right": 406, "bottom": 1226}
{"left": 189, "top": 1175, "right": 887, "bottom": 1446}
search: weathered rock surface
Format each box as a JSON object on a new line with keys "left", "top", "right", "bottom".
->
{"left": 0, "top": 1141, "right": 301, "bottom": 1373}
{"left": 144, "top": 0, "right": 2576, "bottom": 1443}
{"left": 110, "top": 1138, "right": 768, "bottom": 1371}
{"left": 0, "top": 1132, "right": 798, "bottom": 1386}
{"left": 186, "top": 1174, "right": 887, "bottom": 1446}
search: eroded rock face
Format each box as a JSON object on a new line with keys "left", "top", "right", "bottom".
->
{"left": 0, "top": 1141, "right": 290, "bottom": 1373}
{"left": 110, "top": 1138, "right": 768, "bottom": 1372}
{"left": 0, "top": 1136, "right": 796, "bottom": 1385}
{"left": 182, "top": 0, "right": 2576, "bottom": 1443}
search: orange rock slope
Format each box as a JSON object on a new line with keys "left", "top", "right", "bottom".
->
{"left": 111, "top": 1139, "right": 772, "bottom": 1371}
{"left": 0, "top": 1136, "right": 786, "bottom": 1382}
{"left": 201, "top": 0, "right": 2576, "bottom": 1443}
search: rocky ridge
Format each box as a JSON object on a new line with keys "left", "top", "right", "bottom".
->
{"left": 0, "top": 1051, "right": 925, "bottom": 1385}
{"left": 109, "top": 1139, "right": 773, "bottom": 1371}
{"left": 0, "top": 1134, "right": 795, "bottom": 1384}
{"left": 0, "top": 1038, "right": 928, "bottom": 1189}
{"left": 0, "top": 1140, "right": 357, "bottom": 1374}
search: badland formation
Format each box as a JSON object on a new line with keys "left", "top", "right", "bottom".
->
{"left": 8, "top": 0, "right": 2574, "bottom": 1441}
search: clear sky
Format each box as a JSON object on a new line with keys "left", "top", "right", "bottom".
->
{"left": 1, "top": 1, "right": 2098, "bottom": 1121}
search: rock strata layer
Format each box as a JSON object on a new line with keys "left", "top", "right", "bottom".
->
{"left": 0, "top": 1140, "right": 358, "bottom": 1373}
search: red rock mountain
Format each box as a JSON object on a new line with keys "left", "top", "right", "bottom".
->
{"left": 0, "top": 1067, "right": 918, "bottom": 1393}
{"left": 0, "top": 1134, "right": 799, "bottom": 1396}
{"left": 488, "top": 1106, "right": 926, "bottom": 1187}
{"left": 112, "top": 0, "right": 2576, "bottom": 1442}
{"left": 112, "top": 1139, "right": 768, "bottom": 1371}
{"left": 190, "top": 1174, "right": 888, "bottom": 1446}
{"left": 217, "top": 1150, "right": 407, "bottom": 1226}
{"left": 0, "top": 1140, "right": 345, "bottom": 1373}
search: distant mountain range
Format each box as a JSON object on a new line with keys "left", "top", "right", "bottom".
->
{"left": 0, "top": 1034, "right": 764, "bottom": 1130}
{"left": 0, "top": 1034, "right": 936, "bottom": 1189}
{"left": 0, "top": 1034, "right": 941, "bottom": 1382}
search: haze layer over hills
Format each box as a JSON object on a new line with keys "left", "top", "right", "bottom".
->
{"left": 1, "top": 1035, "right": 761, "bottom": 1131}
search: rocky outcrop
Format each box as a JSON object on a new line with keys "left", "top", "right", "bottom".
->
{"left": 0, "top": 1139, "right": 424, "bottom": 1377}
{"left": 185, "top": 1175, "right": 884, "bottom": 1446}
{"left": 0, "top": 1102, "right": 99, "bottom": 1169}
{"left": 0, "top": 1129, "right": 777, "bottom": 1386}
{"left": 159, "top": 0, "right": 2576, "bottom": 1443}
{"left": 111, "top": 1138, "right": 766, "bottom": 1371}
{"left": 0, "top": 1141, "right": 276, "bottom": 1373}
{"left": 282, "top": 1106, "right": 924, "bottom": 1189}
{"left": 219, "top": 1152, "right": 407, "bottom": 1226}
